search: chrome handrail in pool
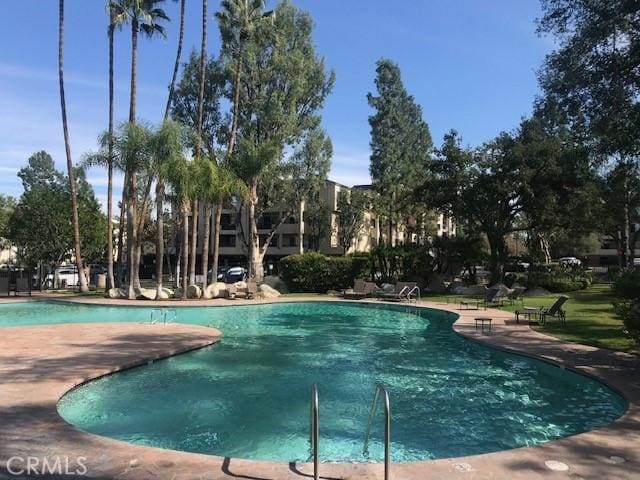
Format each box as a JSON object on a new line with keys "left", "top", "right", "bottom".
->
{"left": 363, "top": 384, "right": 391, "bottom": 480}
{"left": 309, "top": 383, "right": 319, "bottom": 480}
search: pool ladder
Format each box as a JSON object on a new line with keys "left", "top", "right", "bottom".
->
{"left": 149, "top": 308, "right": 177, "bottom": 325}
{"left": 309, "top": 383, "right": 391, "bottom": 480}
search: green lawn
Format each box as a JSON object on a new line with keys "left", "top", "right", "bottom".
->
{"left": 425, "top": 285, "right": 637, "bottom": 353}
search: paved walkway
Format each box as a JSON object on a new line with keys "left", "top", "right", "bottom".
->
{"left": 0, "top": 296, "right": 638, "bottom": 479}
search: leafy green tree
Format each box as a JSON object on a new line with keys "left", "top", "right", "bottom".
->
{"left": 58, "top": 0, "right": 89, "bottom": 292}
{"left": 0, "top": 195, "right": 16, "bottom": 249}
{"left": 8, "top": 153, "right": 107, "bottom": 269}
{"left": 229, "top": 0, "right": 334, "bottom": 280}
{"left": 336, "top": 189, "right": 369, "bottom": 255}
{"left": 303, "top": 202, "right": 330, "bottom": 252}
{"left": 368, "top": 58, "right": 433, "bottom": 246}
{"left": 538, "top": 0, "right": 640, "bottom": 266}
{"left": 515, "top": 116, "right": 601, "bottom": 264}
{"left": 600, "top": 162, "right": 640, "bottom": 264}
{"left": 171, "top": 51, "right": 225, "bottom": 156}
{"left": 215, "top": 0, "right": 274, "bottom": 281}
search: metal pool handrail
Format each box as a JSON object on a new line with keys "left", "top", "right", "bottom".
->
{"left": 309, "top": 383, "right": 319, "bottom": 480}
{"left": 363, "top": 384, "right": 391, "bottom": 480}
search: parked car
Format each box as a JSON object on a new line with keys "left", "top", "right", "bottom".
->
{"left": 222, "top": 266, "right": 247, "bottom": 283}
{"left": 43, "top": 266, "right": 79, "bottom": 289}
{"left": 559, "top": 256, "right": 582, "bottom": 267}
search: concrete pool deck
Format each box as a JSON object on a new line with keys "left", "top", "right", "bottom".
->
{"left": 0, "top": 295, "right": 638, "bottom": 479}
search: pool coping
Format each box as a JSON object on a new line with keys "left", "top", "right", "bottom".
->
{"left": 0, "top": 296, "right": 638, "bottom": 479}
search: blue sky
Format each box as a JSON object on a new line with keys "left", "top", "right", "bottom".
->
{"left": 0, "top": 0, "right": 554, "bottom": 210}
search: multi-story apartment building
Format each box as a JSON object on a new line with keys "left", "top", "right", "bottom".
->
{"left": 158, "top": 179, "right": 456, "bottom": 275}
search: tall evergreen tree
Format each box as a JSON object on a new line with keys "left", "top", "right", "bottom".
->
{"left": 367, "top": 59, "right": 432, "bottom": 246}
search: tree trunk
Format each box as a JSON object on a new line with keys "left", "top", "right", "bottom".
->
{"left": 195, "top": 0, "right": 207, "bottom": 157}
{"left": 181, "top": 208, "right": 189, "bottom": 300}
{"left": 189, "top": 199, "right": 198, "bottom": 285}
{"left": 227, "top": 43, "right": 244, "bottom": 155}
{"left": 129, "top": 19, "right": 138, "bottom": 123}
{"left": 116, "top": 179, "right": 129, "bottom": 288}
{"left": 116, "top": 184, "right": 126, "bottom": 287}
{"left": 621, "top": 159, "right": 632, "bottom": 268}
{"left": 105, "top": 15, "right": 115, "bottom": 295}
{"left": 201, "top": 203, "right": 212, "bottom": 293}
{"left": 211, "top": 198, "right": 222, "bottom": 286}
{"left": 58, "top": 0, "right": 88, "bottom": 293}
{"left": 125, "top": 18, "right": 138, "bottom": 299}
{"left": 164, "top": 0, "right": 186, "bottom": 120}
{"left": 487, "top": 234, "right": 506, "bottom": 285}
{"left": 155, "top": 179, "right": 165, "bottom": 299}
{"left": 248, "top": 179, "right": 264, "bottom": 281}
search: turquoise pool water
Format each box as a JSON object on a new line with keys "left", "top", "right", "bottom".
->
{"left": 1, "top": 301, "right": 628, "bottom": 462}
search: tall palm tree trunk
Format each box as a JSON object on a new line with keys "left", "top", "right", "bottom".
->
{"left": 210, "top": 198, "right": 222, "bottom": 286}
{"left": 126, "top": 18, "right": 139, "bottom": 299}
{"left": 58, "top": 0, "right": 88, "bottom": 293}
{"left": 181, "top": 208, "right": 189, "bottom": 300}
{"left": 155, "top": 179, "right": 165, "bottom": 299}
{"left": 164, "top": 0, "right": 186, "bottom": 120}
{"left": 189, "top": 0, "right": 207, "bottom": 287}
{"left": 189, "top": 199, "right": 198, "bottom": 284}
{"left": 195, "top": 0, "right": 207, "bottom": 154}
{"left": 248, "top": 178, "right": 264, "bottom": 281}
{"left": 105, "top": 14, "right": 116, "bottom": 295}
{"left": 116, "top": 187, "right": 126, "bottom": 287}
{"left": 201, "top": 204, "right": 212, "bottom": 293}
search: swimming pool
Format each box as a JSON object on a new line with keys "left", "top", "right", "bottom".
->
{"left": 0, "top": 300, "right": 628, "bottom": 463}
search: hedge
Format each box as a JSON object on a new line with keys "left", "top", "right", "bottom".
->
{"left": 280, "top": 252, "right": 369, "bottom": 293}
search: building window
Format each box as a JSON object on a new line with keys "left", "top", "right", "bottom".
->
{"left": 220, "top": 235, "right": 236, "bottom": 248}
{"left": 258, "top": 212, "right": 280, "bottom": 230}
{"left": 283, "top": 234, "right": 298, "bottom": 247}
{"left": 259, "top": 235, "right": 278, "bottom": 248}
{"left": 220, "top": 213, "right": 235, "bottom": 230}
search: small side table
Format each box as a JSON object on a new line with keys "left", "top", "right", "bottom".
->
{"left": 475, "top": 317, "right": 493, "bottom": 333}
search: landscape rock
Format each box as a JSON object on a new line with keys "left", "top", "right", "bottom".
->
{"left": 523, "top": 287, "right": 551, "bottom": 297}
{"left": 204, "top": 282, "right": 226, "bottom": 299}
{"left": 107, "top": 288, "right": 125, "bottom": 299}
{"left": 259, "top": 284, "right": 281, "bottom": 298}
{"left": 187, "top": 284, "right": 202, "bottom": 299}
{"left": 137, "top": 288, "right": 157, "bottom": 300}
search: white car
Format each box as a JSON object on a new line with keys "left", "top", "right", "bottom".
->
{"left": 43, "top": 266, "right": 79, "bottom": 289}
{"left": 559, "top": 257, "right": 582, "bottom": 267}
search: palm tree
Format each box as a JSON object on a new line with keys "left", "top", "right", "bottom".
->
{"left": 58, "top": 0, "right": 89, "bottom": 293}
{"left": 214, "top": 0, "right": 272, "bottom": 280}
{"left": 204, "top": 163, "right": 246, "bottom": 293}
{"left": 105, "top": 3, "right": 117, "bottom": 295}
{"left": 166, "top": 157, "right": 197, "bottom": 300}
{"left": 150, "top": 120, "right": 187, "bottom": 299}
{"left": 164, "top": 0, "right": 186, "bottom": 120}
{"left": 110, "top": 0, "right": 169, "bottom": 297}
{"left": 188, "top": 0, "right": 209, "bottom": 287}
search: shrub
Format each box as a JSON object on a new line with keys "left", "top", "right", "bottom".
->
{"left": 611, "top": 268, "right": 640, "bottom": 343}
{"left": 525, "top": 265, "right": 592, "bottom": 292}
{"left": 280, "top": 252, "right": 368, "bottom": 293}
